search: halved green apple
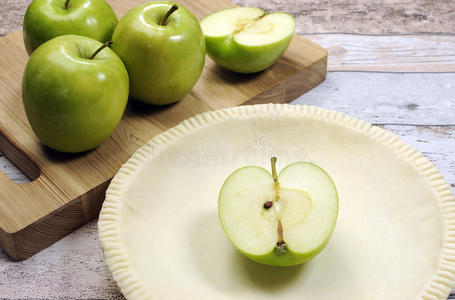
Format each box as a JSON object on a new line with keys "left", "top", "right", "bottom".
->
{"left": 218, "top": 158, "right": 338, "bottom": 266}
{"left": 201, "top": 7, "right": 296, "bottom": 73}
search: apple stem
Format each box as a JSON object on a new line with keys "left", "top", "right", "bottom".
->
{"left": 271, "top": 157, "right": 278, "bottom": 182}
{"left": 263, "top": 158, "right": 279, "bottom": 210}
{"left": 257, "top": 13, "right": 266, "bottom": 20}
{"left": 89, "top": 41, "right": 113, "bottom": 60}
{"left": 64, "top": 0, "right": 70, "bottom": 9}
{"left": 233, "top": 13, "right": 267, "bottom": 34}
{"left": 160, "top": 4, "right": 178, "bottom": 26}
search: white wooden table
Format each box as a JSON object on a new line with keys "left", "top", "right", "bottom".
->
{"left": 1, "top": 0, "right": 454, "bottom": 298}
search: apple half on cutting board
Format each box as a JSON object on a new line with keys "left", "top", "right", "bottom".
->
{"left": 201, "top": 7, "right": 296, "bottom": 73}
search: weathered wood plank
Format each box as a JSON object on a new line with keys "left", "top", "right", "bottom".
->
{"left": 3, "top": 0, "right": 455, "bottom": 36}
{"left": 383, "top": 125, "right": 455, "bottom": 190}
{"left": 0, "top": 0, "right": 31, "bottom": 36}
{"left": 294, "top": 72, "right": 455, "bottom": 125}
{"left": 0, "top": 153, "right": 29, "bottom": 183}
{"left": 0, "top": 220, "right": 123, "bottom": 299}
{"left": 305, "top": 34, "right": 455, "bottom": 72}
{"left": 235, "top": 0, "right": 455, "bottom": 35}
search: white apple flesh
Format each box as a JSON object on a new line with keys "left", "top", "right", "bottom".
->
{"left": 201, "top": 7, "right": 295, "bottom": 73}
{"left": 218, "top": 158, "right": 338, "bottom": 266}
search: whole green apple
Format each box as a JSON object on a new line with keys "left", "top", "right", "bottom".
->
{"left": 218, "top": 157, "right": 338, "bottom": 266}
{"left": 22, "top": 35, "right": 129, "bottom": 153}
{"left": 23, "top": 0, "right": 117, "bottom": 55}
{"left": 111, "top": 2, "right": 205, "bottom": 105}
{"left": 201, "top": 7, "right": 295, "bottom": 73}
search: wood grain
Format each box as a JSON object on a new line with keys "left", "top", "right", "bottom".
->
{"left": 294, "top": 72, "right": 455, "bottom": 126}
{"left": 0, "top": 153, "right": 29, "bottom": 184}
{"left": 0, "top": 220, "right": 124, "bottom": 299}
{"left": 3, "top": 0, "right": 455, "bottom": 36}
{"left": 236, "top": 0, "right": 455, "bottom": 34}
{"left": 384, "top": 125, "right": 455, "bottom": 189}
{"left": 0, "top": 0, "right": 327, "bottom": 260}
{"left": 306, "top": 34, "right": 455, "bottom": 72}
{"left": 0, "top": 0, "right": 32, "bottom": 36}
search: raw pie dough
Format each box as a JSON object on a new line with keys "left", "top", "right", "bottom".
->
{"left": 99, "top": 104, "right": 455, "bottom": 300}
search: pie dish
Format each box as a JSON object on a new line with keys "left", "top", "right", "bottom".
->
{"left": 98, "top": 104, "right": 455, "bottom": 300}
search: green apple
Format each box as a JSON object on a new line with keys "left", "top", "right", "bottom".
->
{"left": 22, "top": 35, "right": 129, "bottom": 153}
{"left": 23, "top": 0, "right": 117, "bottom": 55}
{"left": 111, "top": 2, "right": 205, "bottom": 105}
{"left": 201, "top": 7, "right": 295, "bottom": 73}
{"left": 218, "top": 157, "right": 338, "bottom": 266}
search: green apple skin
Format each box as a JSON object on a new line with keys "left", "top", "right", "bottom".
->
{"left": 205, "top": 33, "right": 293, "bottom": 74}
{"left": 22, "top": 35, "right": 129, "bottom": 153}
{"left": 111, "top": 1, "right": 205, "bottom": 105}
{"left": 23, "top": 0, "right": 117, "bottom": 55}
{"left": 219, "top": 162, "right": 339, "bottom": 267}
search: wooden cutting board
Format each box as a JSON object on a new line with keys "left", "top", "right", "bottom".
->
{"left": 0, "top": 0, "right": 327, "bottom": 260}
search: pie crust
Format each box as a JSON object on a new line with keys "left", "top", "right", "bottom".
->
{"left": 98, "top": 104, "right": 455, "bottom": 300}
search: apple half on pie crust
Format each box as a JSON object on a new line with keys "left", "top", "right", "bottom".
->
{"left": 99, "top": 104, "right": 455, "bottom": 300}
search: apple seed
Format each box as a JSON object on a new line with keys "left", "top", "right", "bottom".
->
{"left": 263, "top": 201, "right": 273, "bottom": 209}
